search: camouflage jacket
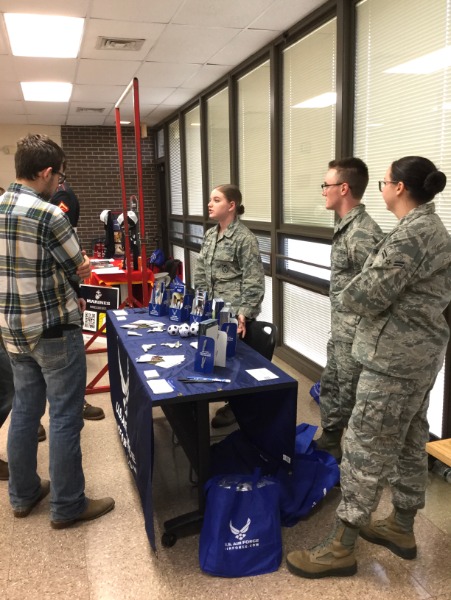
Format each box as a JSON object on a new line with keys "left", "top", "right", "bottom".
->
{"left": 330, "top": 204, "right": 383, "bottom": 342}
{"left": 339, "top": 202, "right": 451, "bottom": 380}
{"left": 194, "top": 219, "right": 265, "bottom": 318}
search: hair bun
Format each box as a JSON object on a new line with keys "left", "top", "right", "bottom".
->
{"left": 237, "top": 205, "right": 245, "bottom": 216}
{"left": 424, "top": 170, "right": 447, "bottom": 195}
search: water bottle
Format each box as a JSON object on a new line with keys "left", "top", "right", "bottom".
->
{"left": 431, "top": 459, "right": 451, "bottom": 483}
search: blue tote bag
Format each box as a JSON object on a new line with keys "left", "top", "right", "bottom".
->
{"left": 199, "top": 471, "right": 282, "bottom": 577}
{"left": 277, "top": 423, "right": 340, "bottom": 527}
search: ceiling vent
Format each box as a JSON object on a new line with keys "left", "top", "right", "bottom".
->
{"left": 76, "top": 107, "right": 105, "bottom": 113}
{"left": 96, "top": 36, "right": 145, "bottom": 51}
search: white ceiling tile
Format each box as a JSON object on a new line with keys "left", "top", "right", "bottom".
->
{"left": 161, "top": 88, "right": 199, "bottom": 107}
{"left": 136, "top": 62, "right": 201, "bottom": 88}
{"left": 250, "top": 0, "right": 325, "bottom": 31}
{"left": 27, "top": 114, "right": 70, "bottom": 126}
{"left": 69, "top": 101, "right": 114, "bottom": 115}
{"left": 65, "top": 113, "right": 107, "bottom": 126}
{"left": 0, "top": 80, "right": 22, "bottom": 101}
{"left": 144, "top": 105, "right": 177, "bottom": 126}
{"left": 71, "top": 84, "right": 127, "bottom": 103}
{"left": 90, "top": 0, "right": 184, "bottom": 23}
{"left": 24, "top": 102, "right": 68, "bottom": 115}
{"left": 182, "top": 64, "right": 232, "bottom": 90}
{"left": 138, "top": 87, "right": 175, "bottom": 104}
{"left": 210, "top": 29, "right": 279, "bottom": 66}
{"left": 76, "top": 59, "right": 140, "bottom": 85}
{"left": 173, "top": 0, "right": 275, "bottom": 28}
{"left": 12, "top": 58, "right": 77, "bottom": 81}
{"left": 0, "top": 100, "right": 26, "bottom": 114}
{"left": 146, "top": 24, "right": 239, "bottom": 64}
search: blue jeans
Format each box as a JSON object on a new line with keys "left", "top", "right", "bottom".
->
{"left": 0, "top": 343, "right": 14, "bottom": 429}
{"left": 7, "top": 328, "right": 88, "bottom": 521}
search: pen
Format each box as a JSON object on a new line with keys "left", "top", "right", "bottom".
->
{"left": 178, "top": 377, "right": 231, "bottom": 383}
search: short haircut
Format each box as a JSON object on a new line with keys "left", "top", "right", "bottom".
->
{"left": 328, "top": 157, "right": 369, "bottom": 200}
{"left": 15, "top": 134, "right": 66, "bottom": 181}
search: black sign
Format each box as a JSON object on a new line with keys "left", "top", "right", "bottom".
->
{"left": 80, "top": 284, "right": 119, "bottom": 332}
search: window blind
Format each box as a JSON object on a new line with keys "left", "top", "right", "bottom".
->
{"left": 207, "top": 87, "right": 230, "bottom": 191}
{"left": 185, "top": 105, "right": 203, "bottom": 216}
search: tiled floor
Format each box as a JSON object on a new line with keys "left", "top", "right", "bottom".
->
{"left": 0, "top": 342, "right": 450, "bottom": 600}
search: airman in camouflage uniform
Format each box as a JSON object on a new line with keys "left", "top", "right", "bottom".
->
{"left": 287, "top": 156, "right": 451, "bottom": 579}
{"left": 316, "top": 158, "right": 383, "bottom": 461}
{"left": 194, "top": 218, "right": 264, "bottom": 318}
{"left": 195, "top": 184, "right": 265, "bottom": 428}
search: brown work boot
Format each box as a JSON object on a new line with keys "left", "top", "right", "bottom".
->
{"left": 315, "top": 428, "right": 343, "bottom": 462}
{"left": 51, "top": 497, "right": 115, "bottom": 529}
{"left": 211, "top": 403, "right": 236, "bottom": 428}
{"left": 38, "top": 423, "right": 46, "bottom": 442}
{"left": 0, "top": 458, "right": 9, "bottom": 481}
{"left": 286, "top": 519, "right": 358, "bottom": 578}
{"left": 13, "top": 479, "right": 51, "bottom": 517}
{"left": 83, "top": 401, "right": 105, "bottom": 420}
{"left": 359, "top": 509, "right": 417, "bottom": 559}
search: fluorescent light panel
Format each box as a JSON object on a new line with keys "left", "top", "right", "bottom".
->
{"left": 5, "top": 13, "right": 84, "bottom": 58}
{"left": 385, "top": 46, "right": 451, "bottom": 75}
{"left": 21, "top": 82, "right": 73, "bottom": 102}
{"left": 293, "top": 92, "right": 336, "bottom": 109}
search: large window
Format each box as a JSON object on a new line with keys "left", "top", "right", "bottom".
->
{"left": 354, "top": 0, "right": 451, "bottom": 232}
{"left": 185, "top": 105, "right": 203, "bottom": 216}
{"left": 168, "top": 120, "right": 182, "bottom": 215}
{"left": 282, "top": 19, "right": 337, "bottom": 227}
{"left": 354, "top": 0, "right": 451, "bottom": 437}
{"left": 207, "top": 88, "right": 230, "bottom": 191}
{"left": 237, "top": 61, "right": 271, "bottom": 221}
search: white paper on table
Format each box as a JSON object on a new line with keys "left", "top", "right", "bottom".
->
{"left": 127, "top": 331, "right": 142, "bottom": 336}
{"left": 190, "top": 341, "right": 198, "bottom": 349}
{"left": 147, "top": 379, "right": 174, "bottom": 394}
{"left": 144, "top": 369, "right": 159, "bottom": 379}
{"left": 120, "top": 324, "right": 138, "bottom": 329}
{"left": 113, "top": 310, "right": 128, "bottom": 317}
{"left": 246, "top": 368, "right": 279, "bottom": 381}
{"left": 93, "top": 267, "right": 123, "bottom": 274}
{"left": 134, "top": 319, "right": 162, "bottom": 327}
{"left": 136, "top": 354, "right": 185, "bottom": 368}
{"left": 117, "top": 316, "right": 127, "bottom": 321}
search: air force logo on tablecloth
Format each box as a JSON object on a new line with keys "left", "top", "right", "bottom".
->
{"left": 115, "top": 342, "right": 137, "bottom": 474}
{"left": 230, "top": 518, "right": 251, "bottom": 540}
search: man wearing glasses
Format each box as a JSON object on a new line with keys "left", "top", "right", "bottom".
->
{"left": 0, "top": 134, "right": 114, "bottom": 528}
{"left": 315, "top": 158, "right": 383, "bottom": 461}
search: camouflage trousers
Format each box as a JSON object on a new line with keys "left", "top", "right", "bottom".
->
{"left": 319, "top": 338, "right": 362, "bottom": 431}
{"left": 336, "top": 367, "right": 433, "bottom": 528}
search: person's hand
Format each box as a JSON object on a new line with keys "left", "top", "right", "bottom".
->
{"left": 77, "top": 254, "right": 91, "bottom": 280}
{"left": 237, "top": 315, "right": 246, "bottom": 338}
{"left": 78, "top": 298, "right": 87, "bottom": 313}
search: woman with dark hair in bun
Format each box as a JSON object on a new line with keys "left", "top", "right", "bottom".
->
{"left": 288, "top": 156, "right": 451, "bottom": 579}
{"left": 194, "top": 184, "right": 265, "bottom": 428}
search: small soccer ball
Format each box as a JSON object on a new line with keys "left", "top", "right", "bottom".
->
{"left": 167, "top": 324, "right": 180, "bottom": 336}
{"left": 178, "top": 323, "right": 191, "bottom": 338}
{"left": 189, "top": 321, "right": 199, "bottom": 336}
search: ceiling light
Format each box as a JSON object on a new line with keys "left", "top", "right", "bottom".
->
{"left": 120, "top": 121, "right": 131, "bottom": 125}
{"left": 21, "top": 82, "right": 73, "bottom": 102}
{"left": 5, "top": 13, "right": 84, "bottom": 58}
{"left": 385, "top": 46, "right": 451, "bottom": 74}
{"left": 293, "top": 92, "right": 336, "bottom": 109}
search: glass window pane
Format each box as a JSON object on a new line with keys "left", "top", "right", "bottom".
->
{"left": 259, "top": 275, "right": 273, "bottom": 324}
{"left": 189, "top": 249, "right": 200, "bottom": 289}
{"left": 354, "top": 0, "right": 451, "bottom": 231}
{"left": 238, "top": 61, "right": 271, "bottom": 222}
{"left": 283, "top": 19, "right": 337, "bottom": 226}
{"left": 283, "top": 283, "right": 330, "bottom": 367}
{"left": 171, "top": 244, "right": 185, "bottom": 281}
{"left": 168, "top": 120, "right": 182, "bottom": 215}
{"left": 157, "top": 128, "right": 164, "bottom": 159}
{"left": 185, "top": 105, "right": 203, "bottom": 216}
{"left": 207, "top": 88, "right": 230, "bottom": 190}
{"left": 254, "top": 232, "right": 271, "bottom": 268}
{"left": 169, "top": 219, "right": 183, "bottom": 242}
{"left": 187, "top": 222, "right": 204, "bottom": 248}
{"left": 283, "top": 238, "right": 331, "bottom": 282}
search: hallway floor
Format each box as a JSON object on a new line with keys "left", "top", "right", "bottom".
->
{"left": 0, "top": 343, "right": 450, "bottom": 600}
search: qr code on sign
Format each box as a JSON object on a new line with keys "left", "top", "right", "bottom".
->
{"left": 83, "top": 310, "right": 97, "bottom": 332}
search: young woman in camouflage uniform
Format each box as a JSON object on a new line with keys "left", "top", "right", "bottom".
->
{"left": 287, "top": 156, "right": 451, "bottom": 579}
{"left": 194, "top": 184, "right": 265, "bottom": 427}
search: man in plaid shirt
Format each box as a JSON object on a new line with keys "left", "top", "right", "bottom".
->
{"left": 0, "top": 134, "right": 114, "bottom": 528}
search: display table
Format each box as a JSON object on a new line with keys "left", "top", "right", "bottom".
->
{"left": 106, "top": 309, "right": 298, "bottom": 550}
{"left": 87, "top": 259, "right": 155, "bottom": 303}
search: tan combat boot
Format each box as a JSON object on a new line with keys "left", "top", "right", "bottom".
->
{"left": 286, "top": 519, "right": 358, "bottom": 578}
{"left": 315, "top": 428, "right": 343, "bottom": 462}
{"left": 359, "top": 508, "right": 417, "bottom": 559}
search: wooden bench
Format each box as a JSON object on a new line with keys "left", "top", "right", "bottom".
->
{"left": 426, "top": 438, "right": 451, "bottom": 467}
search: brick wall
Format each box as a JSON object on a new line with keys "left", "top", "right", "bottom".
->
{"left": 61, "top": 126, "right": 158, "bottom": 256}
